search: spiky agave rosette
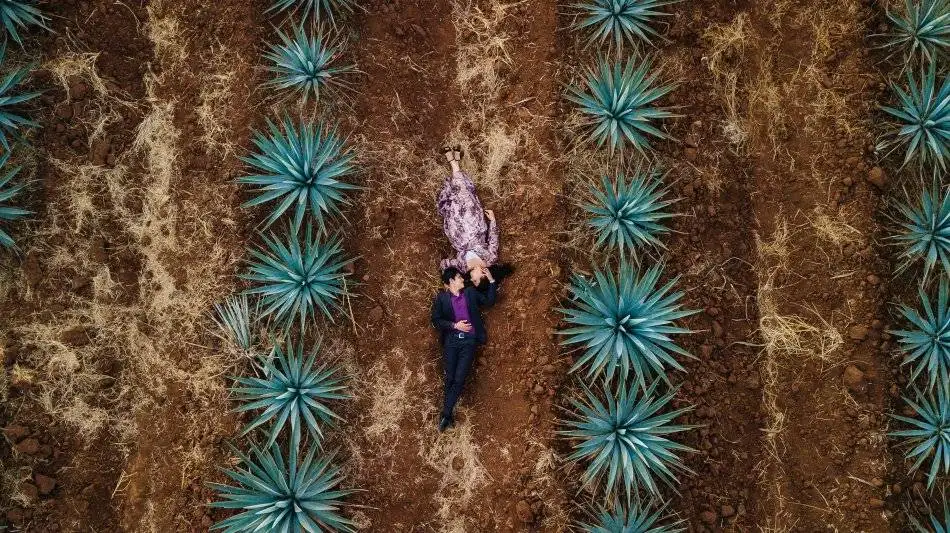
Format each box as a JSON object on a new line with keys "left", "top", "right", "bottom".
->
{"left": 566, "top": 55, "right": 677, "bottom": 157}
{"left": 560, "top": 380, "right": 697, "bottom": 498}
{"left": 0, "top": 148, "right": 28, "bottom": 249}
{"left": 268, "top": 0, "right": 357, "bottom": 26}
{"left": 0, "top": 43, "right": 40, "bottom": 151}
{"left": 242, "top": 225, "right": 353, "bottom": 331}
{"left": 883, "top": 0, "right": 950, "bottom": 65}
{"left": 890, "top": 385, "right": 950, "bottom": 490}
{"left": 0, "top": 0, "right": 50, "bottom": 46}
{"left": 582, "top": 170, "right": 677, "bottom": 257}
{"left": 238, "top": 115, "right": 358, "bottom": 233}
{"left": 890, "top": 277, "right": 950, "bottom": 394}
{"left": 909, "top": 494, "right": 950, "bottom": 532}
{"left": 579, "top": 497, "right": 686, "bottom": 532}
{"left": 558, "top": 262, "right": 696, "bottom": 389}
{"left": 263, "top": 24, "right": 356, "bottom": 103}
{"left": 232, "top": 337, "right": 348, "bottom": 450}
{"left": 893, "top": 180, "right": 950, "bottom": 280}
{"left": 570, "top": 0, "right": 680, "bottom": 51}
{"left": 880, "top": 61, "right": 950, "bottom": 170}
{"left": 209, "top": 443, "right": 355, "bottom": 532}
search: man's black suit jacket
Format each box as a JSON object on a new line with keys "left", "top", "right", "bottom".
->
{"left": 430, "top": 282, "right": 497, "bottom": 345}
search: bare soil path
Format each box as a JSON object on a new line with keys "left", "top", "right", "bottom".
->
{"left": 740, "top": 0, "right": 891, "bottom": 530}
{"left": 345, "top": 0, "right": 569, "bottom": 530}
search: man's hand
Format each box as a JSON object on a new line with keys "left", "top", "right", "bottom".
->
{"left": 454, "top": 320, "right": 473, "bottom": 332}
{"left": 485, "top": 209, "right": 495, "bottom": 223}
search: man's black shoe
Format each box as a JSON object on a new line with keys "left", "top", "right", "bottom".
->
{"left": 438, "top": 415, "right": 453, "bottom": 432}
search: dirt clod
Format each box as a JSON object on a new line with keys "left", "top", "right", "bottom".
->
{"left": 865, "top": 166, "right": 885, "bottom": 188}
{"left": 3, "top": 425, "right": 29, "bottom": 442}
{"left": 848, "top": 325, "right": 868, "bottom": 341}
{"left": 842, "top": 365, "right": 865, "bottom": 393}
{"left": 699, "top": 510, "right": 718, "bottom": 524}
{"left": 15, "top": 437, "right": 40, "bottom": 455}
{"left": 35, "top": 474, "right": 57, "bottom": 495}
{"left": 515, "top": 499, "right": 533, "bottom": 523}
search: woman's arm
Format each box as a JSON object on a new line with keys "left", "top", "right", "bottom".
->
{"left": 484, "top": 211, "right": 499, "bottom": 264}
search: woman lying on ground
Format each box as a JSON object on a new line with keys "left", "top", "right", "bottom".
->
{"left": 437, "top": 145, "right": 514, "bottom": 288}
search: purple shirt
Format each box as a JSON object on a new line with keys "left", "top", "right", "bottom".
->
{"left": 450, "top": 292, "right": 470, "bottom": 329}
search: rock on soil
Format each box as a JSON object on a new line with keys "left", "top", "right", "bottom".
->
{"left": 842, "top": 365, "right": 866, "bottom": 394}
{"left": 865, "top": 166, "right": 885, "bottom": 188}
{"left": 15, "top": 437, "right": 40, "bottom": 455}
{"left": 35, "top": 474, "right": 57, "bottom": 495}
{"left": 515, "top": 499, "right": 533, "bottom": 523}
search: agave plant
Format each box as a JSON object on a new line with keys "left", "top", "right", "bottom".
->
{"left": 561, "top": 380, "right": 696, "bottom": 498}
{"left": 0, "top": 149, "right": 28, "bottom": 250}
{"left": 570, "top": 0, "right": 679, "bottom": 51}
{"left": 566, "top": 55, "right": 676, "bottom": 157}
{"left": 0, "top": 44, "right": 39, "bottom": 151}
{"left": 558, "top": 262, "right": 695, "bottom": 388}
{"left": 891, "top": 277, "right": 950, "bottom": 394}
{"left": 881, "top": 61, "right": 950, "bottom": 169}
{"left": 579, "top": 498, "right": 685, "bottom": 533}
{"left": 211, "top": 293, "right": 260, "bottom": 352}
{"left": 894, "top": 181, "right": 950, "bottom": 280}
{"left": 0, "top": 1, "right": 50, "bottom": 46}
{"left": 890, "top": 385, "right": 950, "bottom": 489}
{"left": 268, "top": 0, "right": 356, "bottom": 25}
{"left": 232, "top": 338, "right": 348, "bottom": 449}
{"left": 910, "top": 496, "right": 950, "bottom": 532}
{"left": 263, "top": 24, "right": 355, "bottom": 103}
{"left": 209, "top": 443, "right": 355, "bottom": 532}
{"left": 241, "top": 226, "right": 352, "bottom": 331}
{"left": 583, "top": 171, "right": 676, "bottom": 256}
{"left": 238, "top": 115, "right": 357, "bottom": 233}
{"left": 883, "top": 0, "right": 950, "bottom": 64}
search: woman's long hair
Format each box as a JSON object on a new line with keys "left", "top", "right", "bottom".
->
{"left": 465, "top": 263, "right": 515, "bottom": 291}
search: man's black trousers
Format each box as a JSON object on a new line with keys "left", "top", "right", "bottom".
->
{"left": 442, "top": 336, "right": 476, "bottom": 418}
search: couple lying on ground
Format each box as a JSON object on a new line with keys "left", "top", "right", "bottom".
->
{"left": 430, "top": 146, "right": 512, "bottom": 433}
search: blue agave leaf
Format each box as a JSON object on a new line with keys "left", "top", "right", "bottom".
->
{"left": 209, "top": 443, "right": 355, "bottom": 532}
{"left": 570, "top": 0, "right": 679, "bottom": 51}
{"left": 0, "top": 0, "right": 50, "bottom": 46}
{"left": 884, "top": 0, "right": 950, "bottom": 64}
{"left": 232, "top": 337, "right": 348, "bottom": 450}
{"left": 560, "top": 380, "right": 697, "bottom": 499}
{"left": 0, "top": 43, "right": 39, "bottom": 151}
{"left": 211, "top": 294, "right": 261, "bottom": 352}
{"left": 238, "top": 115, "right": 358, "bottom": 233}
{"left": 893, "top": 180, "right": 950, "bottom": 280}
{"left": 263, "top": 24, "right": 356, "bottom": 102}
{"left": 268, "top": 0, "right": 357, "bottom": 25}
{"left": 881, "top": 61, "right": 950, "bottom": 169}
{"left": 241, "top": 225, "right": 353, "bottom": 331}
{"left": 558, "top": 262, "right": 696, "bottom": 388}
{"left": 909, "top": 495, "right": 950, "bottom": 532}
{"left": 566, "top": 55, "right": 676, "bottom": 157}
{"left": 890, "top": 277, "right": 950, "bottom": 395}
{"left": 583, "top": 170, "right": 676, "bottom": 256}
{"left": 0, "top": 148, "right": 28, "bottom": 250}
{"left": 579, "top": 496, "right": 685, "bottom": 532}
{"left": 889, "top": 385, "right": 950, "bottom": 490}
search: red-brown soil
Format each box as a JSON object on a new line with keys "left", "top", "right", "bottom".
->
{"left": 0, "top": 0, "right": 909, "bottom": 531}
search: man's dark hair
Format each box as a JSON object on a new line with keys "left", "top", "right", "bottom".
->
{"left": 441, "top": 267, "right": 462, "bottom": 285}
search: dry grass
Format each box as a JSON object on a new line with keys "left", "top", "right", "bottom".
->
{"left": 195, "top": 43, "right": 244, "bottom": 157}
{"left": 420, "top": 415, "right": 489, "bottom": 523}
{"left": 702, "top": 13, "right": 751, "bottom": 151}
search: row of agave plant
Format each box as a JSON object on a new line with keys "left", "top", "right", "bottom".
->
{"left": 558, "top": 1, "right": 698, "bottom": 530}
{"left": 873, "top": 0, "right": 950, "bottom": 530}
{"left": 0, "top": 1, "right": 52, "bottom": 251}
{"left": 204, "top": 0, "right": 363, "bottom": 531}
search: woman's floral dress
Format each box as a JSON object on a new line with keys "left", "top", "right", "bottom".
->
{"left": 437, "top": 170, "right": 499, "bottom": 271}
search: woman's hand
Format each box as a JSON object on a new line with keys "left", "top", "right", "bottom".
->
{"left": 466, "top": 257, "right": 487, "bottom": 271}
{"left": 485, "top": 209, "right": 495, "bottom": 223}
